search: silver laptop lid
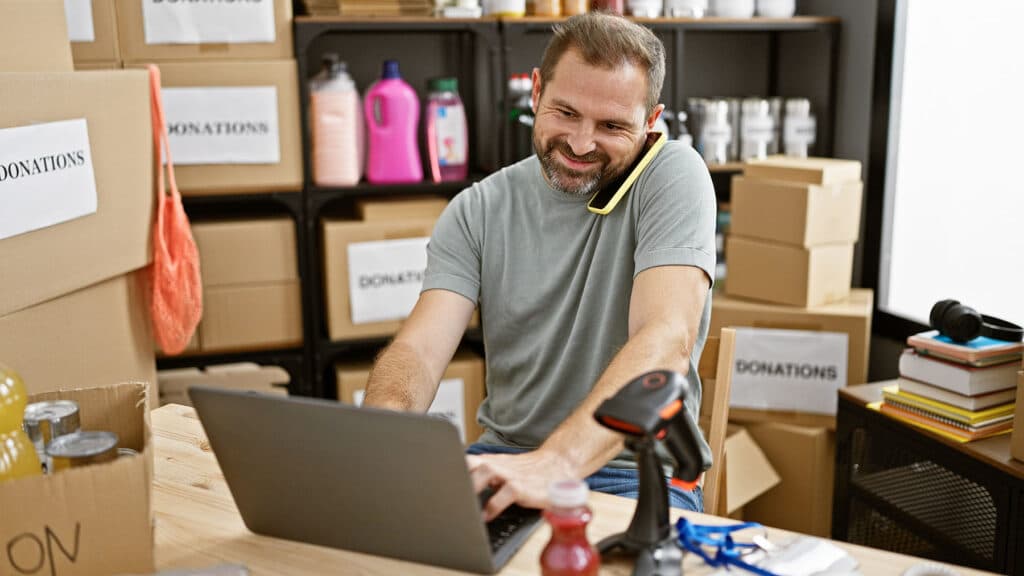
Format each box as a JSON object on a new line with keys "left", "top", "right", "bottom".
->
{"left": 188, "top": 386, "right": 497, "bottom": 574}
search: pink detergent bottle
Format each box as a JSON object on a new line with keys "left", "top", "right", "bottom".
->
{"left": 364, "top": 60, "right": 423, "bottom": 184}
{"left": 310, "top": 53, "right": 363, "bottom": 186}
{"left": 426, "top": 77, "right": 468, "bottom": 182}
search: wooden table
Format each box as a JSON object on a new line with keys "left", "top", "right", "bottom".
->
{"left": 152, "top": 404, "right": 994, "bottom": 575}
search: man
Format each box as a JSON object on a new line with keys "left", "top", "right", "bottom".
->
{"left": 363, "top": 12, "right": 716, "bottom": 520}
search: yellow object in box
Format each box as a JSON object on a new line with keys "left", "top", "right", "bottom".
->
{"left": 0, "top": 383, "right": 155, "bottom": 575}
{"left": 124, "top": 60, "right": 302, "bottom": 196}
{"left": 69, "top": 0, "right": 120, "bottom": 63}
{"left": 710, "top": 288, "right": 873, "bottom": 388}
{"left": 730, "top": 176, "right": 863, "bottom": 247}
{"left": 0, "top": 364, "right": 43, "bottom": 481}
{"left": 336, "top": 352, "right": 486, "bottom": 443}
{"left": 743, "top": 421, "right": 835, "bottom": 538}
{"left": 725, "top": 236, "right": 853, "bottom": 308}
{"left": 116, "top": 0, "right": 294, "bottom": 62}
{"left": 743, "top": 155, "right": 862, "bottom": 186}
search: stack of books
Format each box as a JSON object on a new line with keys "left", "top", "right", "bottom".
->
{"left": 880, "top": 330, "right": 1022, "bottom": 442}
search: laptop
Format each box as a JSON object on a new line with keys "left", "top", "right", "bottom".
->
{"left": 188, "top": 386, "right": 542, "bottom": 574}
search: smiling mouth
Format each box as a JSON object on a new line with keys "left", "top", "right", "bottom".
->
{"left": 558, "top": 149, "right": 599, "bottom": 171}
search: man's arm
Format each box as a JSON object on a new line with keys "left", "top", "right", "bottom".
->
{"left": 468, "top": 265, "right": 709, "bottom": 520}
{"left": 362, "top": 289, "right": 476, "bottom": 411}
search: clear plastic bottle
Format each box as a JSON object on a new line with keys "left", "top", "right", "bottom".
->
{"left": 540, "top": 479, "right": 600, "bottom": 576}
{"left": 310, "top": 53, "right": 364, "bottom": 187}
{"left": 0, "top": 364, "right": 43, "bottom": 482}
{"left": 426, "top": 77, "right": 468, "bottom": 183}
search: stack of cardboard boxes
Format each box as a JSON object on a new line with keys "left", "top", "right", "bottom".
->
{"left": 0, "top": 3, "right": 158, "bottom": 572}
{"left": 713, "top": 156, "right": 872, "bottom": 536}
{"left": 106, "top": 0, "right": 306, "bottom": 359}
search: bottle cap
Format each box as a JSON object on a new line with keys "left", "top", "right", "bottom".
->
{"left": 382, "top": 60, "right": 402, "bottom": 79}
{"left": 548, "top": 479, "right": 588, "bottom": 508}
{"left": 429, "top": 77, "right": 459, "bottom": 93}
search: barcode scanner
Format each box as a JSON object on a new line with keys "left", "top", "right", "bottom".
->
{"left": 593, "top": 370, "right": 709, "bottom": 576}
{"left": 929, "top": 299, "right": 1023, "bottom": 344}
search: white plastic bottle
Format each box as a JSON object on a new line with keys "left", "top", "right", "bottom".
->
{"left": 310, "top": 53, "right": 364, "bottom": 187}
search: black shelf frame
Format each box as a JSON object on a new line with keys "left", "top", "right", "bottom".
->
{"left": 833, "top": 392, "right": 1021, "bottom": 574}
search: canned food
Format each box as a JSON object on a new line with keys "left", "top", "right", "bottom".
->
{"left": 47, "top": 431, "right": 119, "bottom": 472}
{"left": 23, "top": 400, "right": 81, "bottom": 452}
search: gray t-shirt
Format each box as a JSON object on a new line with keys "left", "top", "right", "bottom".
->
{"left": 422, "top": 140, "right": 717, "bottom": 468}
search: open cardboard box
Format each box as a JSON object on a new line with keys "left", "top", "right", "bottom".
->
{"left": 158, "top": 363, "right": 290, "bottom": 407}
{"left": 0, "top": 382, "right": 154, "bottom": 575}
{"left": 722, "top": 425, "right": 780, "bottom": 517}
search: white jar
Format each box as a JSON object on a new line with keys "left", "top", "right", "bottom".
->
{"left": 755, "top": 0, "right": 795, "bottom": 17}
{"left": 628, "top": 0, "right": 663, "bottom": 17}
{"left": 710, "top": 0, "right": 753, "bottom": 18}
{"left": 664, "top": 0, "right": 706, "bottom": 17}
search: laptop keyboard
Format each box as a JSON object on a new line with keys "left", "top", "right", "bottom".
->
{"left": 486, "top": 505, "right": 542, "bottom": 553}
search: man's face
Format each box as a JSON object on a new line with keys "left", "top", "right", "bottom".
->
{"left": 531, "top": 49, "right": 663, "bottom": 197}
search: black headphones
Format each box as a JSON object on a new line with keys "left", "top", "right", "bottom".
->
{"left": 929, "top": 300, "right": 1023, "bottom": 344}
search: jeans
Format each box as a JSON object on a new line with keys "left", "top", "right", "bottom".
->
{"left": 466, "top": 443, "right": 703, "bottom": 513}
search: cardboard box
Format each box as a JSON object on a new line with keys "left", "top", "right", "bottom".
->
{"left": 192, "top": 218, "right": 302, "bottom": 352}
{"left": 743, "top": 156, "right": 862, "bottom": 186}
{"left": 357, "top": 197, "right": 450, "bottom": 222}
{"left": 116, "top": 0, "right": 293, "bottom": 62}
{"left": 323, "top": 218, "right": 438, "bottom": 341}
{"left": 73, "top": 60, "right": 122, "bottom": 70}
{"left": 743, "top": 422, "right": 835, "bottom": 537}
{"left": 730, "top": 176, "right": 863, "bottom": 247}
{"left": 0, "top": 70, "right": 153, "bottom": 317}
{"left": 1011, "top": 371, "right": 1024, "bottom": 462}
{"left": 125, "top": 60, "right": 302, "bottom": 196}
{"left": 202, "top": 282, "right": 303, "bottom": 352}
{"left": 0, "top": 0, "right": 73, "bottom": 72}
{"left": 723, "top": 425, "right": 780, "bottom": 515}
{"left": 158, "top": 362, "right": 289, "bottom": 406}
{"left": 725, "top": 236, "right": 854, "bottom": 307}
{"left": 0, "top": 274, "right": 157, "bottom": 397}
{"left": 70, "top": 0, "right": 120, "bottom": 63}
{"left": 336, "top": 351, "right": 486, "bottom": 443}
{"left": 710, "top": 288, "right": 873, "bottom": 387}
{"left": 0, "top": 383, "right": 154, "bottom": 575}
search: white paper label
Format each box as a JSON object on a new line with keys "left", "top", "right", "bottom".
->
{"left": 64, "top": 0, "right": 95, "bottom": 42}
{"left": 433, "top": 105, "right": 467, "bottom": 166}
{"left": 730, "top": 328, "right": 848, "bottom": 415}
{"left": 741, "top": 116, "right": 775, "bottom": 142}
{"left": 162, "top": 87, "right": 280, "bottom": 165}
{"left": 352, "top": 378, "right": 466, "bottom": 441}
{"left": 0, "top": 119, "right": 98, "bottom": 241}
{"left": 142, "top": 0, "right": 276, "bottom": 45}
{"left": 702, "top": 124, "right": 732, "bottom": 144}
{"left": 784, "top": 115, "right": 817, "bottom": 145}
{"left": 347, "top": 237, "right": 430, "bottom": 324}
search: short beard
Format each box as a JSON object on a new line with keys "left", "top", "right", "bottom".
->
{"left": 535, "top": 137, "right": 609, "bottom": 197}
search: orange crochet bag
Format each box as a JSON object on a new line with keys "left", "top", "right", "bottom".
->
{"left": 148, "top": 64, "right": 202, "bottom": 354}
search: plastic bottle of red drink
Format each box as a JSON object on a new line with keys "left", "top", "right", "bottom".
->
{"left": 540, "top": 479, "right": 600, "bottom": 576}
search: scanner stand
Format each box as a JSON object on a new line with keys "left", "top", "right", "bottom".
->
{"left": 596, "top": 436, "right": 683, "bottom": 576}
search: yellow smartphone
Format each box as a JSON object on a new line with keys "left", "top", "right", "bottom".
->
{"left": 587, "top": 131, "right": 668, "bottom": 215}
